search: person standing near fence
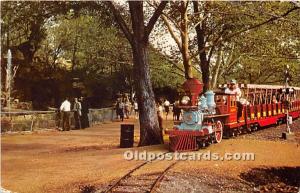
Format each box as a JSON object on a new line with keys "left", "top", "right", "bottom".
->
{"left": 124, "top": 99, "right": 131, "bottom": 119}
{"left": 60, "top": 97, "right": 71, "bottom": 131}
{"left": 119, "top": 99, "right": 125, "bottom": 121}
{"left": 156, "top": 102, "right": 164, "bottom": 136}
{"left": 73, "top": 98, "right": 82, "bottom": 129}
{"left": 173, "top": 99, "right": 181, "bottom": 121}
{"left": 133, "top": 100, "right": 138, "bottom": 119}
{"left": 163, "top": 99, "right": 170, "bottom": 120}
{"left": 115, "top": 99, "right": 121, "bottom": 119}
{"left": 80, "top": 96, "right": 90, "bottom": 129}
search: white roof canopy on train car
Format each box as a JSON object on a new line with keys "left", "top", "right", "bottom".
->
{"left": 246, "top": 84, "right": 300, "bottom": 90}
{"left": 245, "top": 84, "right": 283, "bottom": 89}
{"left": 219, "top": 83, "right": 300, "bottom": 90}
{"left": 294, "top": 87, "right": 300, "bottom": 90}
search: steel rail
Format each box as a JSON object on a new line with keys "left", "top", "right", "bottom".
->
{"left": 149, "top": 161, "right": 178, "bottom": 193}
{"left": 103, "top": 152, "right": 175, "bottom": 193}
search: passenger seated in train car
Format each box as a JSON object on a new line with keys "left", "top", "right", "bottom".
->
{"left": 272, "top": 95, "right": 278, "bottom": 104}
{"left": 224, "top": 79, "right": 243, "bottom": 121}
{"left": 224, "top": 79, "right": 242, "bottom": 100}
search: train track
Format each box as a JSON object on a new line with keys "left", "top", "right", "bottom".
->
{"left": 102, "top": 152, "right": 177, "bottom": 193}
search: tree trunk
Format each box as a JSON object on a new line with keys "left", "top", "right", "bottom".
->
{"left": 108, "top": 1, "right": 166, "bottom": 146}
{"left": 211, "top": 48, "right": 222, "bottom": 89}
{"left": 193, "top": 1, "right": 210, "bottom": 91}
{"left": 132, "top": 43, "right": 163, "bottom": 145}
{"left": 71, "top": 34, "right": 78, "bottom": 72}
{"left": 181, "top": 1, "right": 193, "bottom": 79}
{"left": 129, "top": 2, "right": 163, "bottom": 145}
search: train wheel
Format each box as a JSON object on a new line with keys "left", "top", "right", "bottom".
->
{"left": 246, "top": 126, "right": 252, "bottom": 133}
{"left": 237, "top": 127, "right": 243, "bottom": 135}
{"left": 226, "top": 130, "right": 235, "bottom": 138}
{"left": 198, "top": 141, "right": 206, "bottom": 148}
{"left": 250, "top": 125, "right": 255, "bottom": 132}
{"left": 196, "top": 138, "right": 206, "bottom": 148}
{"left": 214, "top": 121, "right": 223, "bottom": 143}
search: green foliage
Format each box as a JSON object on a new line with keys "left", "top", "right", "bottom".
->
{"left": 1, "top": 2, "right": 182, "bottom": 109}
{"left": 149, "top": 48, "right": 185, "bottom": 88}
{"left": 3, "top": 1, "right": 298, "bottom": 110}
{"left": 218, "top": 2, "right": 300, "bottom": 86}
{"left": 154, "top": 1, "right": 299, "bottom": 87}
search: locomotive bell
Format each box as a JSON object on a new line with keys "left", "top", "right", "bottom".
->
{"left": 182, "top": 78, "right": 203, "bottom": 106}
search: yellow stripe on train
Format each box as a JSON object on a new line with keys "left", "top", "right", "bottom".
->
{"left": 257, "top": 112, "right": 261, "bottom": 118}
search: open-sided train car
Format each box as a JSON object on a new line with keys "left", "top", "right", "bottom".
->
{"left": 166, "top": 78, "right": 300, "bottom": 152}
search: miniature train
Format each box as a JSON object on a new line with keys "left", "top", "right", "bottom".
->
{"left": 166, "top": 78, "right": 300, "bottom": 151}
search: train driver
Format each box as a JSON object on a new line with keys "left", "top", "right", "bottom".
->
{"left": 225, "top": 79, "right": 242, "bottom": 101}
{"left": 225, "top": 79, "right": 243, "bottom": 121}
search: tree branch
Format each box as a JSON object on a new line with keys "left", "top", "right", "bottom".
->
{"left": 161, "top": 15, "right": 183, "bottom": 52}
{"left": 217, "top": 6, "right": 300, "bottom": 46}
{"left": 164, "top": 57, "right": 186, "bottom": 74}
{"left": 207, "top": 30, "right": 224, "bottom": 64}
{"left": 192, "top": 6, "right": 299, "bottom": 59}
{"left": 144, "top": 1, "right": 168, "bottom": 40}
{"left": 106, "top": 1, "right": 133, "bottom": 44}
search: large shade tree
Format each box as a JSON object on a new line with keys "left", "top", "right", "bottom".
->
{"left": 107, "top": 1, "right": 167, "bottom": 145}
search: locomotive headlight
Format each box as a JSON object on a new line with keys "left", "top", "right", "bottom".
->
{"left": 181, "top": 96, "right": 190, "bottom": 105}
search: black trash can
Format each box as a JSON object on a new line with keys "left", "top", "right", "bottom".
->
{"left": 120, "top": 124, "right": 134, "bottom": 148}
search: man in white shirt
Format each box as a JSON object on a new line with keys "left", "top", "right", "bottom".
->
{"left": 133, "top": 101, "right": 139, "bottom": 119}
{"left": 156, "top": 102, "right": 164, "bottom": 135}
{"left": 225, "top": 79, "right": 242, "bottom": 101}
{"left": 225, "top": 79, "right": 243, "bottom": 121}
{"left": 60, "top": 97, "right": 71, "bottom": 131}
{"left": 163, "top": 99, "right": 170, "bottom": 120}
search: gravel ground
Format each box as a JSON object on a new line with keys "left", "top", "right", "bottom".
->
{"left": 240, "top": 166, "right": 300, "bottom": 193}
{"left": 236, "top": 118, "right": 300, "bottom": 143}
{"left": 157, "top": 119, "right": 300, "bottom": 193}
{"left": 157, "top": 171, "right": 252, "bottom": 193}
{"left": 158, "top": 166, "right": 300, "bottom": 193}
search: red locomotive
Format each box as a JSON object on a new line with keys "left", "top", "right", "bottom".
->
{"left": 166, "top": 78, "right": 300, "bottom": 152}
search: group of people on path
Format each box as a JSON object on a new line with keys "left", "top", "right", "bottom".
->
{"left": 59, "top": 97, "right": 89, "bottom": 131}
{"left": 156, "top": 98, "right": 182, "bottom": 134}
{"left": 156, "top": 99, "right": 182, "bottom": 121}
{"left": 115, "top": 98, "right": 139, "bottom": 121}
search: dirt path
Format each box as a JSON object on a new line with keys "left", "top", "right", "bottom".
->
{"left": 1, "top": 118, "right": 300, "bottom": 193}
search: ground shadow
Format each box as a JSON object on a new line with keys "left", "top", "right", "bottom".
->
{"left": 240, "top": 166, "right": 300, "bottom": 192}
{"left": 79, "top": 184, "right": 96, "bottom": 193}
